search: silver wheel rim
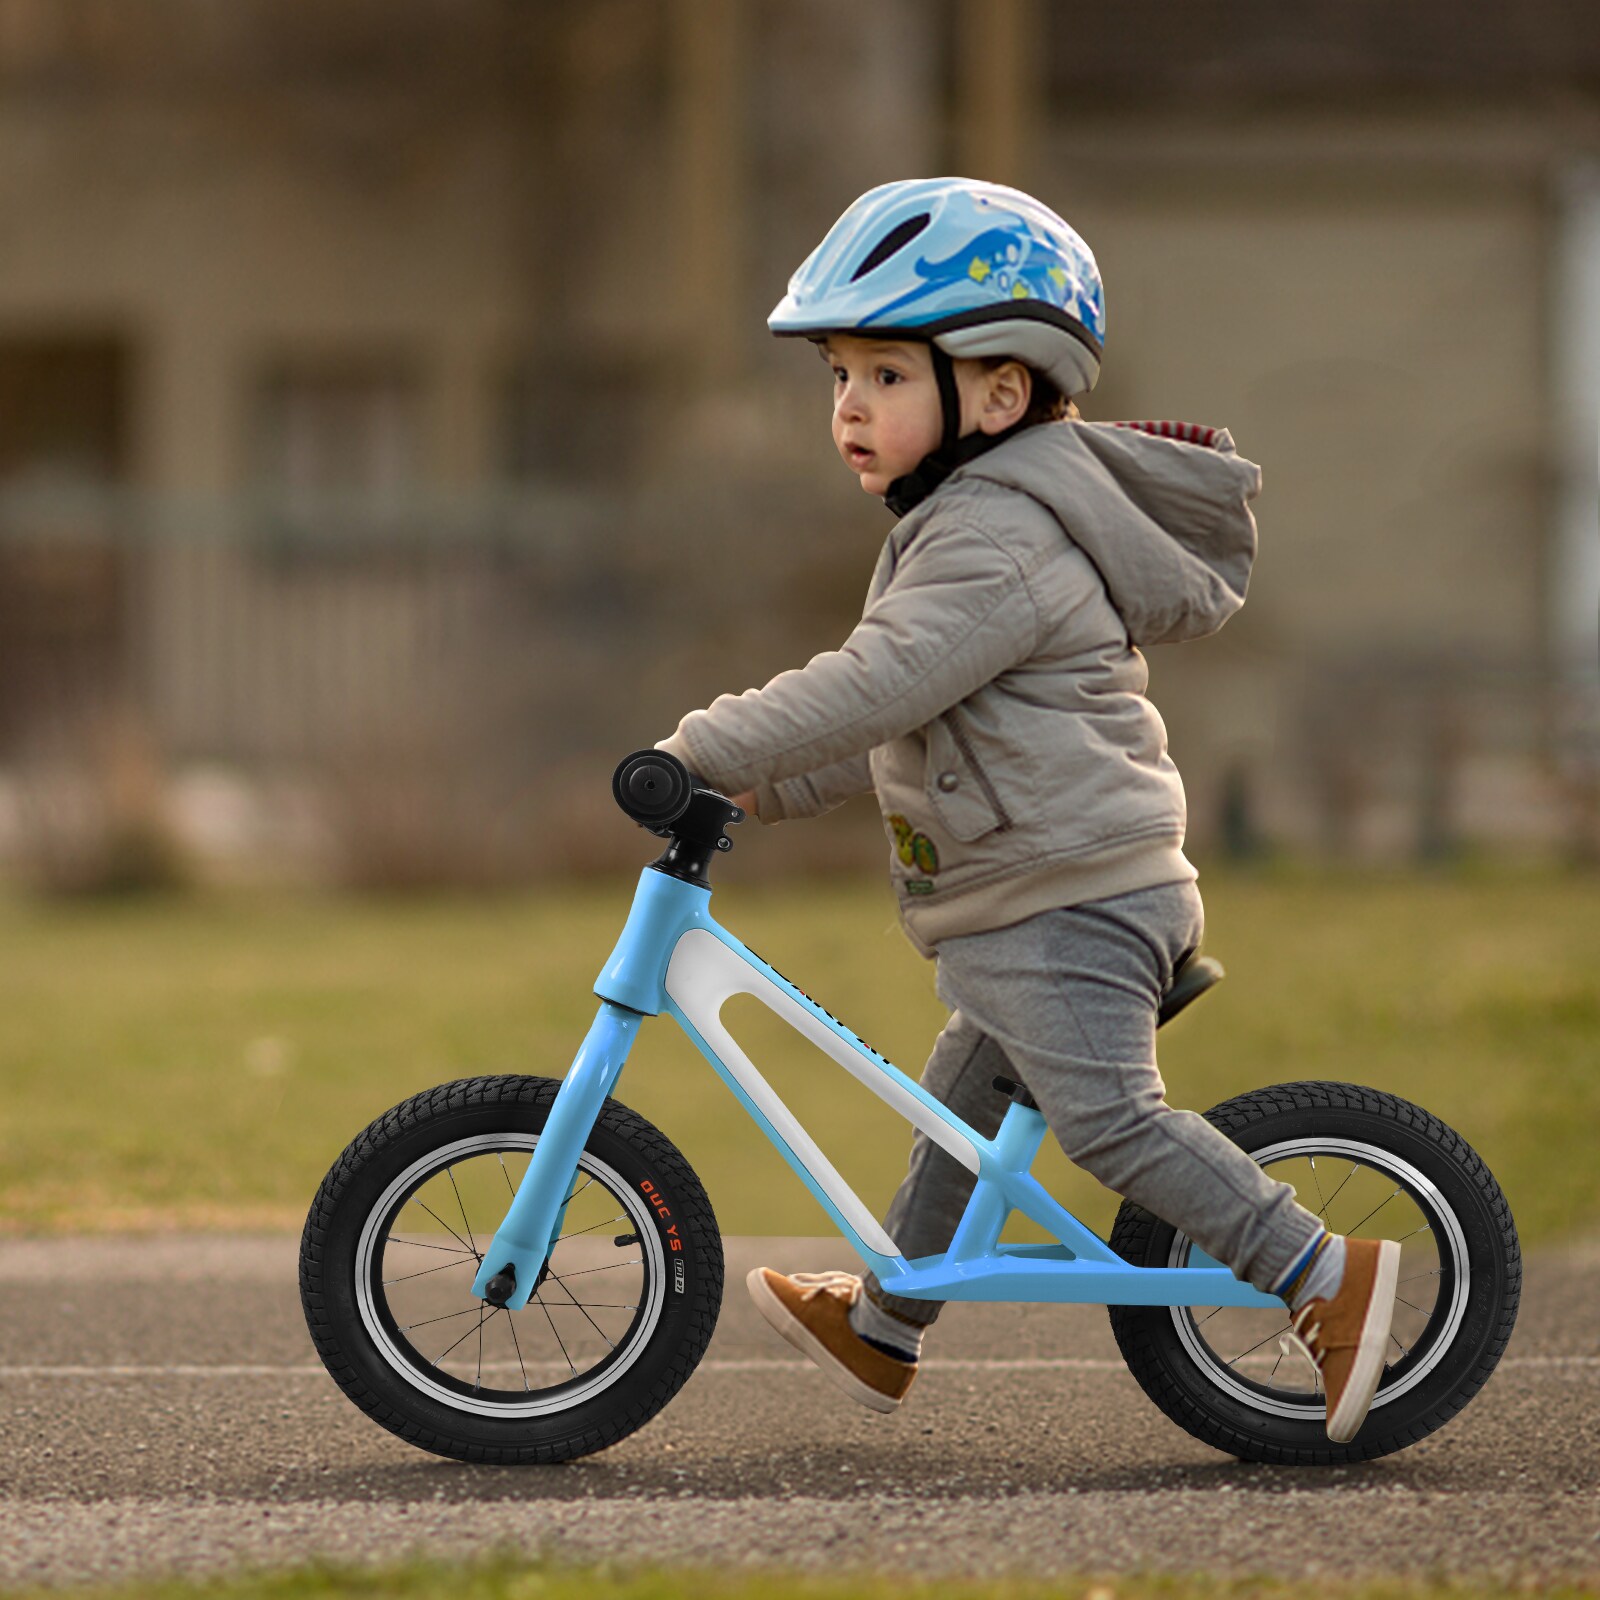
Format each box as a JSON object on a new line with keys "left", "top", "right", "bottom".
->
{"left": 355, "top": 1133, "right": 666, "bottom": 1418}
{"left": 1165, "top": 1136, "right": 1470, "bottom": 1420}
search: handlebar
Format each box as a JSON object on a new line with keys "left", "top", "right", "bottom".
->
{"left": 612, "top": 749, "right": 745, "bottom": 887}
{"left": 612, "top": 749, "right": 697, "bottom": 829}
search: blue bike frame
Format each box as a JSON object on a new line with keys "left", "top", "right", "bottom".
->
{"left": 472, "top": 868, "right": 1283, "bottom": 1315}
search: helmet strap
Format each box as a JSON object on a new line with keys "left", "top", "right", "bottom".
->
{"left": 882, "top": 414, "right": 1031, "bottom": 519}
{"left": 931, "top": 343, "right": 962, "bottom": 451}
{"left": 883, "top": 339, "right": 1028, "bottom": 517}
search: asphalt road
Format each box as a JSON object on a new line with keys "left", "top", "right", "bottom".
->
{"left": 0, "top": 1233, "right": 1596, "bottom": 1589}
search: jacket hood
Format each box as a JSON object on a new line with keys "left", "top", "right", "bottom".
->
{"left": 959, "top": 419, "right": 1261, "bottom": 645}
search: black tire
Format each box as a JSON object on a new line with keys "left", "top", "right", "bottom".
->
{"left": 299, "top": 1074, "right": 722, "bottom": 1464}
{"left": 1107, "top": 1080, "right": 1520, "bottom": 1465}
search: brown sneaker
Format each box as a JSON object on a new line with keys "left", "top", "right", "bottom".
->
{"left": 1278, "top": 1236, "right": 1401, "bottom": 1443}
{"left": 746, "top": 1268, "right": 917, "bottom": 1413}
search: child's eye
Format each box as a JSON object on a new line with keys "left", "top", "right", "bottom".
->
{"left": 831, "top": 366, "right": 848, "bottom": 384}
{"left": 877, "top": 367, "right": 903, "bottom": 385}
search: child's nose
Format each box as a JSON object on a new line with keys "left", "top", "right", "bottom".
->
{"left": 836, "top": 381, "right": 868, "bottom": 421}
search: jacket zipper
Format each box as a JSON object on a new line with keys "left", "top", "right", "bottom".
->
{"left": 941, "top": 708, "right": 1014, "bottom": 833}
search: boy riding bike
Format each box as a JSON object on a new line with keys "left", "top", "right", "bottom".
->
{"left": 654, "top": 177, "right": 1398, "bottom": 1443}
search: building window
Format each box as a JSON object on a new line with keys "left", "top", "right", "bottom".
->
{"left": 255, "top": 360, "right": 422, "bottom": 550}
{"left": 500, "top": 352, "right": 641, "bottom": 487}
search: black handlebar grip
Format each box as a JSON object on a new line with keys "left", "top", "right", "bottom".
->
{"left": 613, "top": 749, "right": 694, "bottom": 828}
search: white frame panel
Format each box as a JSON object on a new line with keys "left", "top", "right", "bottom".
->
{"left": 663, "top": 927, "right": 981, "bottom": 1259}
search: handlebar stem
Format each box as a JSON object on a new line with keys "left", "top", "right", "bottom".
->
{"left": 647, "top": 789, "right": 744, "bottom": 887}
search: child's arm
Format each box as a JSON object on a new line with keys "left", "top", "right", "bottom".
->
{"left": 671, "top": 751, "right": 874, "bottom": 826}
{"left": 654, "top": 519, "right": 1039, "bottom": 804}
{"left": 751, "top": 749, "right": 875, "bottom": 824}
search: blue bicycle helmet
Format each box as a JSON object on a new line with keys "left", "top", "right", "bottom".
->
{"left": 769, "top": 177, "right": 1105, "bottom": 399}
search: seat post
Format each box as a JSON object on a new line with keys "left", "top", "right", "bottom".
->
{"left": 944, "top": 1079, "right": 1049, "bottom": 1264}
{"left": 993, "top": 1097, "right": 1049, "bottom": 1171}
{"left": 991, "top": 1075, "right": 1049, "bottom": 1169}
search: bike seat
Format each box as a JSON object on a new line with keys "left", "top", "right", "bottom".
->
{"left": 1157, "top": 952, "right": 1224, "bottom": 1028}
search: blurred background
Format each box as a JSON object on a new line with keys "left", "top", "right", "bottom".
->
{"left": 1, "top": 0, "right": 1599, "bottom": 1245}
{"left": 0, "top": 0, "right": 1595, "bottom": 894}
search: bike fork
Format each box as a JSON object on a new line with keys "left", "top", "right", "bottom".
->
{"left": 469, "top": 1000, "right": 643, "bottom": 1311}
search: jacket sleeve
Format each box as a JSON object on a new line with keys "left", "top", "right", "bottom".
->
{"left": 654, "top": 518, "right": 1041, "bottom": 797}
{"left": 752, "top": 750, "right": 875, "bottom": 824}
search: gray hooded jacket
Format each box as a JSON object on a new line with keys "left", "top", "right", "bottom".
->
{"left": 656, "top": 418, "right": 1261, "bottom": 958}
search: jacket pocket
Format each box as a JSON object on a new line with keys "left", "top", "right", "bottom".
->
{"left": 924, "top": 708, "right": 1013, "bottom": 841}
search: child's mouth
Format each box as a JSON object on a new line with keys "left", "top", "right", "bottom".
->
{"left": 845, "top": 444, "right": 875, "bottom": 469}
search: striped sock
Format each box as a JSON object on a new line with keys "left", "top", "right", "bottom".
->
{"left": 849, "top": 1287, "right": 925, "bottom": 1363}
{"left": 1272, "top": 1229, "right": 1346, "bottom": 1313}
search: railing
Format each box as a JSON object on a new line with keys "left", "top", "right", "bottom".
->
{"left": 0, "top": 486, "right": 1594, "bottom": 888}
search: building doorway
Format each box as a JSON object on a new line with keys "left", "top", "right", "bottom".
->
{"left": 0, "top": 335, "right": 131, "bottom": 753}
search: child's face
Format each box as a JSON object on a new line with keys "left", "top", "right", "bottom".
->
{"left": 820, "top": 335, "right": 1025, "bottom": 497}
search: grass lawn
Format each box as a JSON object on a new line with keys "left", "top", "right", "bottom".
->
{"left": 0, "top": 864, "right": 1595, "bottom": 1247}
{"left": 3, "top": 1557, "right": 1597, "bottom": 1600}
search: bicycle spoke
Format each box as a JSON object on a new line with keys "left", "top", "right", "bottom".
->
{"left": 386, "top": 1236, "right": 476, "bottom": 1259}
{"left": 505, "top": 1305, "right": 532, "bottom": 1394}
{"left": 432, "top": 1306, "right": 492, "bottom": 1367}
{"left": 1398, "top": 1268, "right": 1442, "bottom": 1285}
{"left": 1345, "top": 1185, "right": 1403, "bottom": 1236}
{"left": 1225, "top": 1324, "right": 1292, "bottom": 1367}
{"left": 404, "top": 1304, "right": 487, "bottom": 1333}
{"left": 1396, "top": 1293, "right": 1431, "bottom": 1315}
{"left": 410, "top": 1199, "right": 479, "bottom": 1260}
{"left": 1307, "top": 1155, "right": 1328, "bottom": 1215}
{"left": 555, "top": 1213, "right": 628, "bottom": 1244}
{"left": 535, "top": 1291, "right": 577, "bottom": 1374}
{"left": 1272, "top": 1333, "right": 1320, "bottom": 1389}
{"left": 383, "top": 1257, "right": 477, "bottom": 1287}
{"left": 1313, "top": 1160, "right": 1358, "bottom": 1221}
{"left": 497, "top": 1153, "right": 517, "bottom": 1199}
{"left": 446, "top": 1167, "right": 479, "bottom": 1258}
{"left": 546, "top": 1273, "right": 618, "bottom": 1349}
{"left": 550, "top": 1259, "right": 642, "bottom": 1279}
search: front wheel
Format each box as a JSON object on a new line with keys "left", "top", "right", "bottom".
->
{"left": 299, "top": 1075, "right": 722, "bottom": 1463}
{"left": 1107, "top": 1081, "right": 1520, "bottom": 1465}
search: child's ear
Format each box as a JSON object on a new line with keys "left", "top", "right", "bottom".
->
{"left": 978, "top": 361, "right": 1031, "bottom": 434}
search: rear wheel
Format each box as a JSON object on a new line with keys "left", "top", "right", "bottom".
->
{"left": 300, "top": 1075, "right": 722, "bottom": 1463}
{"left": 1107, "top": 1081, "right": 1520, "bottom": 1464}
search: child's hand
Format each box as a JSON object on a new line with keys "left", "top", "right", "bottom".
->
{"left": 729, "top": 789, "right": 759, "bottom": 819}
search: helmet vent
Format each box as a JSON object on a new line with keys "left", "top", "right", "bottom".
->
{"left": 850, "top": 214, "right": 930, "bottom": 282}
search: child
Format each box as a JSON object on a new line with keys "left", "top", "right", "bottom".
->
{"left": 654, "top": 178, "right": 1399, "bottom": 1445}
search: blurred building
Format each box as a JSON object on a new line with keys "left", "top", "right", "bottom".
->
{"left": 0, "top": 0, "right": 1595, "bottom": 887}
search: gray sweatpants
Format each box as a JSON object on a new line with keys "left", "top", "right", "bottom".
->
{"left": 862, "top": 881, "right": 1325, "bottom": 1326}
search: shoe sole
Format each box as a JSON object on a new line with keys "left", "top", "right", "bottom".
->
{"left": 745, "top": 1268, "right": 903, "bottom": 1414}
{"left": 1326, "top": 1238, "right": 1401, "bottom": 1444}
